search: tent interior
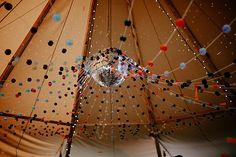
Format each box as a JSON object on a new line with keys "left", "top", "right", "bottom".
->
{"left": 0, "top": 0, "right": 236, "bottom": 157}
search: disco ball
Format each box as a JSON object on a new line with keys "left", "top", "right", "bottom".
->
{"left": 85, "top": 48, "right": 129, "bottom": 87}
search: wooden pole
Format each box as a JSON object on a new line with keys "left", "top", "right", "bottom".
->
{"left": 155, "top": 137, "right": 163, "bottom": 157}
{"left": 0, "top": 112, "right": 70, "bottom": 126}
{"left": 65, "top": 0, "right": 97, "bottom": 156}
{"left": 0, "top": 1, "right": 6, "bottom": 8}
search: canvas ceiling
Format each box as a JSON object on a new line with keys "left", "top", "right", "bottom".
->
{"left": 0, "top": 0, "right": 236, "bottom": 157}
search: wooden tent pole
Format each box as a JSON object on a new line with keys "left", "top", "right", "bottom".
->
{"left": 65, "top": 0, "right": 96, "bottom": 156}
{"left": 0, "top": 1, "right": 6, "bottom": 8}
{"left": 0, "top": 0, "right": 56, "bottom": 85}
{"left": 65, "top": 72, "right": 85, "bottom": 157}
{"left": 0, "top": 112, "right": 70, "bottom": 126}
{"left": 125, "top": 0, "right": 162, "bottom": 156}
{"left": 155, "top": 137, "right": 163, "bottom": 157}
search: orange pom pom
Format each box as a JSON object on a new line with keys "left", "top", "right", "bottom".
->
{"left": 160, "top": 44, "right": 168, "bottom": 52}
{"left": 148, "top": 61, "right": 154, "bottom": 67}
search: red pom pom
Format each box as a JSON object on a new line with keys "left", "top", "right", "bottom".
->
{"left": 31, "top": 88, "right": 36, "bottom": 93}
{"left": 160, "top": 44, "right": 168, "bottom": 52}
{"left": 226, "top": 137, "right": 236, "bottom": 144}
{"left": 148, "top": 61, "right": 154, "bottom": 67}
{"left": 176, "top": 18, "right": 185, "bottom": 27}
{"left": 137, "top": 70, "right": 143, "bottom": 75}
{"left": 221, "top": 153, "right": 229, "bottom": 157}
{"left": 48, "top": 82, "right": 52, "bottom": 87}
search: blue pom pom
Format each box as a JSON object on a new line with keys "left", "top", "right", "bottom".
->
{"left": 52, "top": 13, "right": 61, "bottom": 22}
{"left": 0, "top": 92, "right": 4, "bottom": 97}
{"left": 199, "top": 48, "right": 207, "bottom": 55}
{"left": 179, "top": 62, "right": 186, "bottom": 70}
{"left": 164, "top": 71, "right": 170, "bottom": 77}
{"left": 66, "top": 39, "right": 73, "bottom": 46}
{"left": 222, "top": 24, "right": 231, "bottom": 33}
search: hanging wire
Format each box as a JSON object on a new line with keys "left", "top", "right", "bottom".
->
{"left": 107, "top": 0, "right": 112, "bottom": 48}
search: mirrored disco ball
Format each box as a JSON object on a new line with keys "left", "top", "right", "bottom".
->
{"left": 92, "top": 65, "right": 125, "bottom": 87}
{"left": 86, "top": 48, "right": 128, "bottom": 87}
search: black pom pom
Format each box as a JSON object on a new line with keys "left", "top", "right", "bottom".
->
{"left": 233, "top": 59, "right": 236, "bottom": 64}
{"left": 183, "top": 82, "right": 188, "bottom": 87}
{"left": 124, "top": 20, "right": 131, "bottom": 26}
{"left": 30, "top": 27, "right": 38, "bottom": 34}
{"left": 62, "top": 48, "right": 67, "bottom": 53}
{"left": 207, "top": 72, "right": 214, "bottom": 78}
{"left": 5, "top": 49, "right": 11, "bottom": 55}
{"left": 204, "top": 84, "right": 208, "bottom": 88}
{"left": 11, "top": 78, "right": 16, "bottom": 83}
{"left": 71, "top": 66, "right": 75, "bottom": 71}
{"left": 43, "top": 64, "right": 48, "bottom": 70}
{"left": 120, "top": 36, "right": 127, "bottom": 42}
{"left": 113, "top": 56, "right": 119, "bottom": 60}
{"left": 44, "top": 75, "right": 48, "bottom": 79}
{"left": 4, "top": 2, "right": 13, "bottom": 10}
{"left": 81, "top": 63, "right": 85, "bottom": 68}
{"left": 202, "top": 79, "right": 207, "bottom": 85}
{"left": 214, "top": 91, "right": 220, "bottom": 96}
{"left": 224, "top": 72, "right": 231, "bottom": 78}
{"left": 27, "top": 77, "right": 32, "bottom": 82}
{"left": 26, "top": 59, "right": 32, "bottom": 65}
{"left": 116, "top": 49, "right": 122, "bottom": 55}
{"left": 48, "top": 40, "right": 54, "bottom": 46}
